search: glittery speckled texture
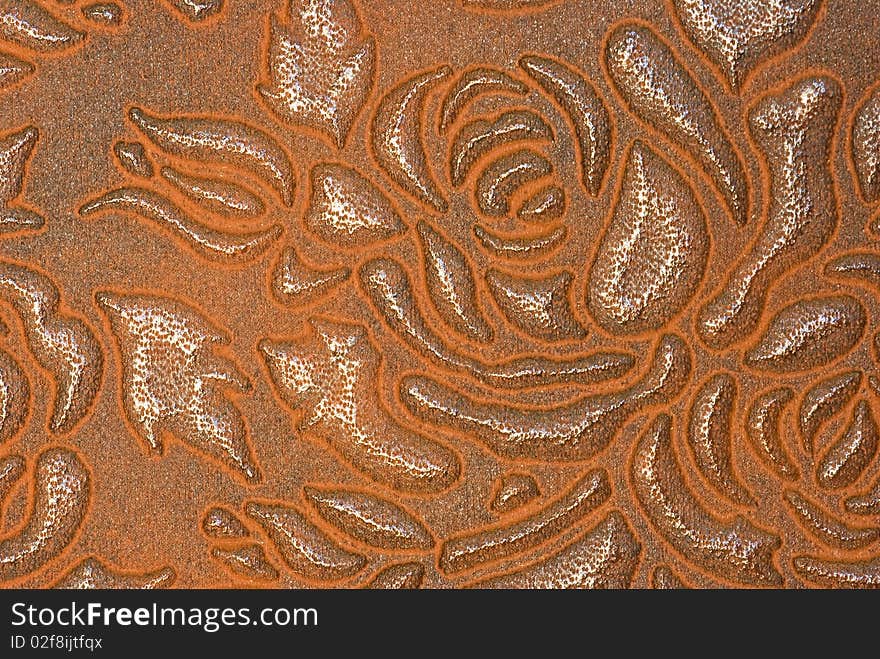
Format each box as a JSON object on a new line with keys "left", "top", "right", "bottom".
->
{"left": 1, "top": 0, "right": 880, "bottom": 589}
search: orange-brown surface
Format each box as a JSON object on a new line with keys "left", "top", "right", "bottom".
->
{"left": 0, "top": 0, "right": 879, "bottom": 589}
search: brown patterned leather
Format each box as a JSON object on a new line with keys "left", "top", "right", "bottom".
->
{"left": 1, "top": 0, "right": 879, "bottom": 589}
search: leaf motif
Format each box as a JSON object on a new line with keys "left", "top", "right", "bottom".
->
{"left": 53, "top": 557, "right": 177, "bottom": 589}
{"left": 0, "top": 52, "right": 33, "bottom": 92}
{"left": 816, "top": 400, "right": 879, "bottom": 490}
{"left": 0, "top": 262, "right": 102, "bottom": 434}
{"left": 744, "top": 295, "right": 866, "bottom": 373}
{"left": 303, "top": 485, "right": 435, "bottom": 550}
{"left": 258, "top": 0, "right": 376, "bottom": 149}
{"left": 304, "top": 162, "right": 406, "bottom": 247}
{"left": 0, "top": 127, "right": 44, "bottom": 232}
{"left": 587, "top": 140, "right": 709, "bottom": 335}
{"left": 851, "top": 85, "right": 880, "bottom": 203}
{"left": 0, "top": 448, "right": 90, "bottom": 583}
{"left": 671, "top": 0, "right": 824, "bottom": 93}
{"left": 96, "top": 291, "right": 261, "bottom": 483}
{"left": 259, "top": 317, "right": 461, "bottom": 493}
{"left": 0, "top": 1, "right": 84, "bottom": 53}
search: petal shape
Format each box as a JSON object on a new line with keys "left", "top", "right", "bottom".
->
{"left": 588, "top": 141, "right": 708, "bottom": 335}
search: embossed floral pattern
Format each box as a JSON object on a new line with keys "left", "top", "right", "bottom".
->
{"left": 0, "top": 0, "right": 879, "bottom": 589}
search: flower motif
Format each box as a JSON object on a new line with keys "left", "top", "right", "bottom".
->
{"left": 50, "top": 0, "right": 880, "bottom": 588}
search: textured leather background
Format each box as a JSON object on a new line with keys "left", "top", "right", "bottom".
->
{"left": 1, "top": 0, "right": 879, "bottom": 589}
